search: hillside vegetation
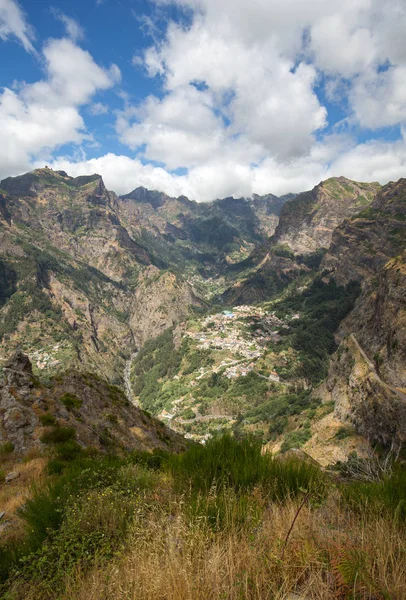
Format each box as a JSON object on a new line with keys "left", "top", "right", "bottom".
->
{"left": 1, "top": 435, "right": 405, "bottom": 599}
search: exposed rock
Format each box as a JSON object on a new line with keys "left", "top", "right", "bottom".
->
{"left": 4, "top": 350, "right": 33, "bottom": 374}
{"left": 221, "top": 177, "right": 379, "bottom": 304}
{"left": 273, "top": 177, "right": 380, "bottom": 255}
{"left": 315, "top": 335, "right": 406, "bottom": 449}
{"left": 0, "top": 353, "right": 186, "bottom": 456}
{"left": 0, "top": 512, "right": 5, "bottom": 520}
{"left": 5, "top": 471, "right": 20, "bottom": 483}
{"left": 130, "top": 266, "right": 202, "bottom": 346}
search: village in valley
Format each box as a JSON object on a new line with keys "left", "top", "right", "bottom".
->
{"left": 155, "top": 304, "right": 301, "bottom": 443}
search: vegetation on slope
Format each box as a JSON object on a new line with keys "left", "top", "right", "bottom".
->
{"left": 130, "top": 275, "right": 361, "bottom": 447}
{"left": 0, "top": 435, "right": 405, "bottom": 599}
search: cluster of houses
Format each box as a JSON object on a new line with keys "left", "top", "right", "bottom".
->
{"left": 29, "top": 343, "right": 66, "bottom": 370}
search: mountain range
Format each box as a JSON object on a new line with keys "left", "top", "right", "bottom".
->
{"left": 0, "top": 167, "right": 405, "bottom": 463}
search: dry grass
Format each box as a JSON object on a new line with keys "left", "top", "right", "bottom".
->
{"left": 0, "top": 455, "right": 47, "bottom": 542}
{"left": 60, "top": 492, "right": 406, "bottom": 600}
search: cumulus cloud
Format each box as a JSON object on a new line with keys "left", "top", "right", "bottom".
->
{"left": 106, "top": 0, "right": 406, "bottom": 198}
{"left": 45, "top": 133, "right": 406, "bottom": 201}
{"left": 0, "top": 0, "right": 35, "bottom": 52}
{"left": 3, "top": 0, "right": 406, "bottom": 200}
{"left": 0, "top": 38, "right": 120, "bottom": 179}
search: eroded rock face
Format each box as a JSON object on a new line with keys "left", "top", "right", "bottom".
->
{"left": 129, "top": 266, "right": 201, "bottom": 346}
{"left": 315, "top": 335, "right": 406, "bottom": 449}
{"left": 1, "top": 352, "right": 39, "bottom": 453}
{"left": 221, "top": 177, "right": 380, "bottom": 305}
{"left": 323, "top": 179, "right": 406, "bottom": 388}
{"left": 272, "top": 177, "right": 380, "bottom": 255}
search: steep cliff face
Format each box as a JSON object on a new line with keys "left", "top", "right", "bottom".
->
{"left": 315, "top": 335, "right": 406, "bottom": 449}
{"left": 273, "top": 177, "right": 380, "bottom": 255}
{"left": 312, "top": 180, "right": 406, "bottom": 450}
{"left": 323, "top": 178, "right": 406, "bottom": 388}
{"left": 0, "top": 352, "right": 186, "bottom": 456}
{"left": 0, "top": 169, "right": 201, "bottom": 383}
{"left": 322, "top": 178, "right": 406, "bottom": 285}
{"left": 129, "top": 267, "right": 201, "bottom": 347}
{"left": 222, "top": 252, "right": 308, "bottom": 305}
{"left": 118, "top": 187, "right": 287, "bottom": 272}
{"left": 220, "top": 177, "right": 380, "bottom": 305}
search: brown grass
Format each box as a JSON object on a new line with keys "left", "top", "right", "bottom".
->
{"left": 57, "top": 492, "right": 406, "bottom": 600}
{"left": 0, "top": 455, "right": 47, "bottom": 542}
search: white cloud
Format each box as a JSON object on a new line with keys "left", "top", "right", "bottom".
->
{"left": 3, "top": 0, "right": 406, "bottom": 202}
{"left": 0, "top": 38, "right": 120, "bottom": 179}
{"left": 0, "top": 0, "right": 35, "bottom": 52}
{"left": 89, "top": 102, "right": 109, "bottom": 115}
{"left": 52, "top": 9, "right": 85, "bottom": 42}
{"left": 45, "top": 134, "right": 406, "bottom": 200}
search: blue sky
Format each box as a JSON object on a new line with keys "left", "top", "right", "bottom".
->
{"left": 1, "top": 0, "right": 406, "bottom": 200}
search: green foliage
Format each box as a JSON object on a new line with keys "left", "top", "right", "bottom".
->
{"left": 275, "top": 277, "right": 361, "bottom": 384}
{"left": 295, "top": 248, "right": 326, "bottom": 270}
{"left": 131, "top": 328, "right": 186, "bottom": 412}
{"left": 39, "top": 413, "right": 56, "bottom": 426}
{"left": 0, "top": 455, "right": 160, "bottom": 590}
{"left": 335, "top": 426, "right": 353, "bottom": 440}
{"left": 40, "top": 426, "right": 76, "bottom": 445}
{"left": 167, "top": 434, "right": 326, "bottom": 500}
{"left": 341, "top": 464, "right": 406, "bottom": 522}
{"left": 280, "top": 427, "right": 312, "bottom": 452}
{"left": 54, "top": 440, "right": 82, "bottom": 461}
{"left": 60, "top": 393, "right": 82, "bottom": 411}
{"left": 0, "top": 441, "right": 14, "bottom": 456}
{"left": 273, "top": 244, "right": 295, "bottom": 259}
{"left": 0, "top": 259, "right": 17, "bottom": 309}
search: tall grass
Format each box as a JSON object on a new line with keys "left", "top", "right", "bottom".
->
{"left": 1, "top": 436, "right": 405, "bottom": 600}
{"left": 166, "top": 434, "right": 327, "bottom": 500}
{"left": 341, "top": 463, "right": 406, "bottom": 522}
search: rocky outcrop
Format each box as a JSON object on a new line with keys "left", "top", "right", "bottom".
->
{"left": 273, "top": 177, "right": 380, "bottom": 255}
{"left": 0, "top": 352, "right": 39, "bottom": 454}
{"left": 220, "top": 177, "right": 380, "bottom": 305}
{"left": 0, "top": 352, "right": 186, "bottom": 455}
{"left": 322, "top": 178, "right": 406, "bottom": 388}
{"left": 315, "top": 335, "right": 406, "bottom": 449}
{"left": 0, "top": 168, "right": 202, "bottom": 383}
{"left": 130, "top": 266, "right": 202, "bottom": 346}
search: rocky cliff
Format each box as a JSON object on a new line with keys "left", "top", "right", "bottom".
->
{"left": 315, "top": 335, "right": 406, "bottom": 449}
{"left": 0, "top": 351, "right": 186, "bottom": 456}
{"left": 312, "top": 179, "right": 406, "bottom": 451}
{"left": 272, "top": 177, "right": 380, "bottom": 255}
{"left": 118, "top": 186, "right": 287, "bottom": 273}
{"left": 221, "top": 177, "right": 380, "bottom": 305}
{"left": 0, "top": 168, "right": 200, "bottom": 383}
{"left": 323, "top": 178, "right": 406, "bottom": 388}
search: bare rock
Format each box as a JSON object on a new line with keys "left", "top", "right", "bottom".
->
{"left": 4, "top": 350, "right": 33, "bottom": 374}
{"left": 5, "top": 471, "right": 20, "bottom": 483}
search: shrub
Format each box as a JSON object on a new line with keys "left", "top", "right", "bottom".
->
{"left": 60, "top": 392, "right": 82, "bottom": 411}
{"left": 341, "top": 464, "right": 406, "bottom": 522}
{"left": 55, "top": 440, "right": 82, "bottom": 461}
{"left": 39, "top": 413, "right": 56, "bottom": 426}
{"left": 0, "top": 441, "right": 14, "bottom": 456}
{"left": 40, "top": 426, "right": 76, "bottom": 444}
{"left": 167, "top": 434, "right": 327, "bottom": 501}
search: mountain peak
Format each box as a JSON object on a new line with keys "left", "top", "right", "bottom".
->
{"left": 0, "top": 168, "right": 105, "bottom": 198}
